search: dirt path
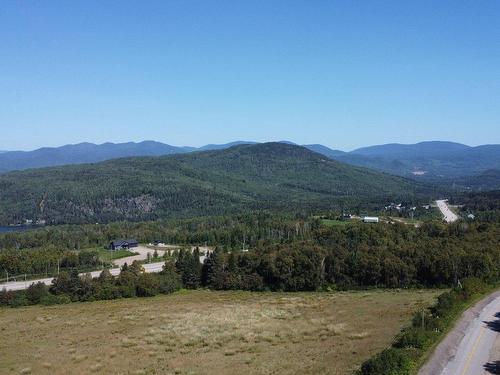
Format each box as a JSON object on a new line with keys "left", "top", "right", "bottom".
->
{"left": 112, "top": 245, "right": 166, "bottom": 267}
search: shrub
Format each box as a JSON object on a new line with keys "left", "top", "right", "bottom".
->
{"left": 50, "top": 271, "right": 74, "bottom": 295}
{"left": 94, "top": 284, "right": 122, "bottom": 300}
{"left": 394, "top": 327, "right": 435, "bottom": 350}
{"left": 411, "top": 310, "right": 442, "bottom": 331}
{"left": 240, "top": 273, "right": 265, "bottom": 291}
{"left": 26, "top": 282, "right": 49, "bottom": 304}
{"left": 9, "top": 292, "right": 30, "bottom": 307}
{"left": 461, "top": 277, "right": 488, "bottom": 299}
{"left": 40, "top": 293, "right": 71, "bottom": 305}
{"left": 135, "top": 273, "right": 160, "bottom": 297}
{"left": 0, "top": 288, "right": 15, "bottom": 306}
{"left": 359, "top": 348, "right": 412, "bottom": 375}
{"left": 432, "top": 291, "right": 460, "bottom": 318}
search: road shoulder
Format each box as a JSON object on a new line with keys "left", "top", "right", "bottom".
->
{"left": 418, "top": 290, "right": 500, "bottom": 375}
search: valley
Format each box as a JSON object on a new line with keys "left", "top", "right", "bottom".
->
{"left": 1, "top": 3, "right": 499, "bottom": 375}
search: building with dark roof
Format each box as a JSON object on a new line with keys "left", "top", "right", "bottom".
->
{"left": 109, "top": 239, "right": 139, "bottom": 251}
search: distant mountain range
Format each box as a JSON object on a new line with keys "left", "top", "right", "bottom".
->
{"left": 0, "top": 140, "right": 498, "bottom": 189}
{"left": 335, "top": 141, "right": 500, "bottom": 178}
{"left": 0, "top": 141, "right": 261, "bottom": 173}
{"left": 0, "top": 143, "right": 428, "bottom": 225}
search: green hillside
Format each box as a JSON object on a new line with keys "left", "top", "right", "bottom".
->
{"left": 0, "top": 143, "right": 432, "bottom": 225}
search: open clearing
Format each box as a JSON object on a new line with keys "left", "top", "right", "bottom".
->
{"left": 321, "top": 219, "right": 350, "bottom": 227}
{"left": 0, "top": 289, "right": 439, "bottom": 375}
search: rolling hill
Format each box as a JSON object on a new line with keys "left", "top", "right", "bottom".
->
{"left": 0, "top": 143, "right": 430, "bottom": 225}
{"left": 0, "top": 141, "right": 261, "bottom": 173}
{"left": 0, "top": 141, "right": 194, "bottom": 173}
{"left": 440, "top": 169, "right": 500, "bottom": 191}
{"left": 331, "top": 141, "right": 500, "bottom": 180}
{"left": 1, "top": 141, "right": 498, "bottom": 186}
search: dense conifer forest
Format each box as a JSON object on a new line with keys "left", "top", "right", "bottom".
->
{"left": 0, "top": 143, "right": 436, "bottom": 225}
{"left": 1, "top": 196, "right": 498, "bottom": 293}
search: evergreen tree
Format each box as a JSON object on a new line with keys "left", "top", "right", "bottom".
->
{"left": 159, "top": 259, "right": 182, "bottom": 294}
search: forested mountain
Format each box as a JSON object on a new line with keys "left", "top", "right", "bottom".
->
{"left": 330, "top": 141, "right": 500, "bottom": 180}
{"left": 0, "top": 141, "right": 194, "bottom": 173}
{"left": 0, "top": 143, "right": 430, "bottom": 225}
{"left": 197, "top": 141, "right": 257, "bottom": 151}
{"left": 351, "top": 141, "right": 469, "bottom": 157}
{"left": 1, "top": 140, "right": 498, "bottom": 185}
{"left": 0, "top": 141, "right": 263, "bottom": 173}
{"left": 302, "top": 144, "right": 346, "bottom": 158}
{"left": 438, "top": 169, "right": 500, "bottom": 191}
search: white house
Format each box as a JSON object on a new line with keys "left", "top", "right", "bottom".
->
{"left": 363, "top": 216, "right": 379, "bottom": 223}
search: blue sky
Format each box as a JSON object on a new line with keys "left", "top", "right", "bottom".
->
{"left": 1, "top": 1, "right": 499, "bottom": 151}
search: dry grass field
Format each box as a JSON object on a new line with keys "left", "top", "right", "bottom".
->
{"left": 0, "top": 289, "right": 439, "bottom": 375}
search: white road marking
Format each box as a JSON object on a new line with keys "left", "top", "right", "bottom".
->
{"left": 441, "top": 296, "right": 500, "bottom": 375}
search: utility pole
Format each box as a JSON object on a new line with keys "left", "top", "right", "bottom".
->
{"left": 5, "top": 270, "right": 8, "bottom": 283}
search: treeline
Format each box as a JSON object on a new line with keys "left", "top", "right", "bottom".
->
{"left": 0, "top": 214, "right": 313, "bottom": 252}
{"left": 2, "top": 216, "right": 499, "bottom": 289}
{"left": 1, "top": 218, "right": 499, "bottom": 308}
{"left": 196, "top": 221, "right": 500, "bottom": 290}
{"left": 2, "top": 226, "right": 498, "bottom": 308}
{"left": 452, "top": 190, "right": 500, "bottom": 223}
{"left": 1, "top": 260, "right": 182, "bottom": 307}
{"left": 357, "top": 278, "right": 492, "bottom": 375}
{"left": 0, "top": 247, "right": 102, "bottom": 279}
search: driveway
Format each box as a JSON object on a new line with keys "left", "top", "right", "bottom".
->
{"left": 112, "top": 245, "right": 166, "bottom": 267}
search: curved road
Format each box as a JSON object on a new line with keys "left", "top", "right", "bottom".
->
{"left": 0, "top": 245, "right": 167, "bottom": 292}
{"left": 0, "top": 245, "right": 212, "bottom": 292}
{"left": 420, "top": 291, "right": 500, "bottom": 375}
{"left": 0, "top": 262, "right": 166, "bottom": 291}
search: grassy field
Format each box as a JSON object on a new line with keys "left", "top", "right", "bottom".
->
{"left": 96, "top": 249, "right": 138, "bottom": 263}
{"left": 321, "top": 219, "right": 350, "bottom": 227}
{"left": 0, "top": 289, "right": 439, "bottom": 375}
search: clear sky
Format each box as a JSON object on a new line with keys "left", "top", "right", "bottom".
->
{"left": 1, "top": 1, "right": 499, "bottom": 151}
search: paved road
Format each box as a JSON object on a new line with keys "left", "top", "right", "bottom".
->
{"left": 0, "top": 261, "right": 166, "bottom": 291}
{"left": 420, "top": 292, "right": 500, "bottom": 375}
{"left": 436, "top": 199, "right": 460, "bottom": 223}
{"left": 0, "top": 244, "right": 213, "bottom": 292}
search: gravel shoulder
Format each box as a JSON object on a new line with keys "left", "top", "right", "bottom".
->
{"left": 418, "top": 290, "right": 500, "bottom": 375}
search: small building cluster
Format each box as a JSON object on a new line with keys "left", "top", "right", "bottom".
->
{"left": 384, "top": 203, "right": 416, "bottom": 212}
{"left": 109, "top": 239, "right": 139, "bottom": 251}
